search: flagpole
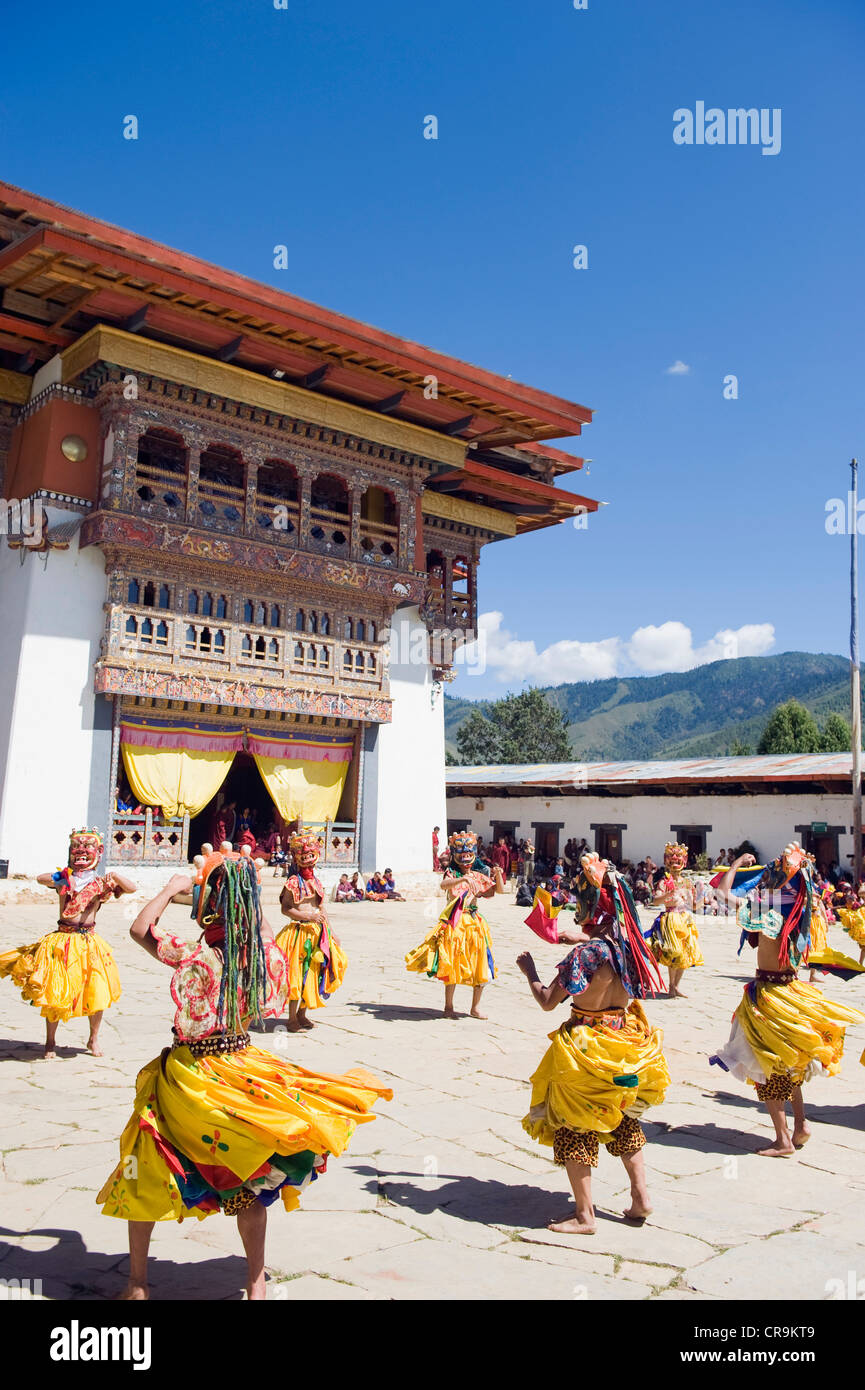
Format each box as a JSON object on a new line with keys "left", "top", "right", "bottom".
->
{"left": 851, "top": 458, "right": 862, "bottom": 887}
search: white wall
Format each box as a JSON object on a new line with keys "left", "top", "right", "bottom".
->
{"left": 446, "top": 791, "right": 856, "bottom": 866}
{"left": 0, "top": 520, "right": 108, "bottom": 875}
{"left": 359, "top": 606, "right": 446, "bottom": 874}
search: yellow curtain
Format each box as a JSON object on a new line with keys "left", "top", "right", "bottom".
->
{"left": 122, "top": 744, "right": 236, "bottom": 819}
{"left": 253, "top": 754, "right": 348, "bottom": 825}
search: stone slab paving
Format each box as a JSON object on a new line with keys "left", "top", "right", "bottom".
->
{"left": 1, "top": 885, "right": 864, "bottom": 1300}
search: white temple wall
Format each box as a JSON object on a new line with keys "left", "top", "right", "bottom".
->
{"left": 0, "top": 525, "right": 107, "bottom": 876}
{"left": 445, "top": 792, "right": 855, "bottom": 867}
{"left": 358, "top": 606, "right": 446, "bottom": 883}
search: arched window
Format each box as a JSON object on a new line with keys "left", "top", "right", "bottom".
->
{"left": 155, "top": 621, "right": 169, "bottom": 646}
{"left": 125, "top": 615, "right": 137, "bottom": 637}
{"left": 354, "top": 651, "right": 364, "bottom": 670}
{"left": 321, "top": 612, "right": 330, "bottom": 636}
{"left": 142, "top": 582, "right": 156, "bottom": 608}
{"left": 244, "top": 599, "right": 254, "bottom": 623}
{"left": 344, "top": 618, "right": 352, "bottom": 640}
{"left": 201, "top": 593, "right": 213, "bottom": 618}
{"left": 343, "top": 650, "right": 353, "bottom": 670}
{"left": 158, "top": 584, "right": 171, "bottom": 609}
{"left": 307, "top": 612, "right": 317, "bottom": 634}
{"left": 242, "top": 634, "right": 252, "bottom": 658}
{"left": 140, "top": 618, "right": 153, "bottom": 643}
{"left": 268, "top": 638, "right": 279, "bottom": 660}
{"left": 320, "top": 645, "right": 329, "bottom": 665}
{"left": 269, "top": 605, "right": 280, "bottom": 628}
{"left": 356, "top": 619, "right": 366, "bottom": 642}
{"left": 200, "top": 626, "right": 212, "bottom": 653}
{"left": 215, "top": 595, "right": 227, "bottom": 620}
{"left": 295, "top": 609, "right": 305, "bottom": 632}
{"left": 294, "top": 642, "right": 304, "bottom": 661}
{"left": 127, "top": 579, "right": 140, "bottom": 604}
{"left": 310, "top": 472, "right": 349, "bottom": 518}
{"left": 185, "top": 625, "right": 196, "bottom": 649}
{"left": 187, "top": 590, "right": 199, "bottom": 615}
{"left": 214, "top": 629, "right": 226, "bottom": 654}
{"left": 255, "top": 636, "right": 266, "bottom": 660}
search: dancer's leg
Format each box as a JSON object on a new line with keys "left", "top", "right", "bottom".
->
{"left": 237, "top": 1201, "right": 268, "bottom": 1300}
{"left": 470, "top": 984, "right": 487, "bottom": 1020}
{"left": 443, "top": 984, "right": 457, "bottom": 1018}
{"left": 44, "top": 1019, "right": 59, "bottom": 1059}
{"left": 87, "top": 1010, "right": 104, "bottom": 1056}
{"left": 119, "top": 1220, "right": 155, "bottom": 1299}
{"left": 549, "top": 1161, "right": 596, "bottom": 1235}
{"left": 791, "top": 1085, "right": 811, "bottom": 1148}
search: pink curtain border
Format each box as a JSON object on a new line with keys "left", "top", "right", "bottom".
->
{"left": 246, "top": 736, "right": 353, "bottom": 763}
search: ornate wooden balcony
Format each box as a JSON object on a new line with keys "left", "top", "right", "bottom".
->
{"left": 113, "top": 603, "right": 386, "bottom": 694}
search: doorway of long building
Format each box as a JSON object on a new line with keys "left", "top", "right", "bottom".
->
{"left": 189, "top": 752, "right": 289, "bottom": 858}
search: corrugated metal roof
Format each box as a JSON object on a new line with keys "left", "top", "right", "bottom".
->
{"left": 445, "top": 753, "right": 858, "bottom": 789}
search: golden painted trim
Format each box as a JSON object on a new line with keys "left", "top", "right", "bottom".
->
{"left": 62, "top": 326, "right": 467, "bottom": 469}
{"left": 421, "top": 489, "right": 516, "bottom": 536}
{"left": 0, "top": 368, "right": 31, "bottom": 405}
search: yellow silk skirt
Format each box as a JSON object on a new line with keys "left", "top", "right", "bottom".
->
{"left": 405, "top": 902, "right": 495, "bottom": 985}
{"left": 0, "top": 930, "right": 121, "bottom": 1022}
{"left": 98, "top": 1044, "right": 392, "bottom": 1222}
{"left": 810, "top": 903, "right": 829, "bottom": 955}
{"left": 713, "top": 979, "right": 865, "bottom": 1088}
{"left": 274, "top": 920, "right": 348, "bottom": 1009}
{"left": 649, "top": 910, "right": 703, "bottom": 969}
{"left": 523, "top": 1002, "right": 669, "bottom": 1145}
{"left": 837, "top": 907, "right": 865, "bottom": 946}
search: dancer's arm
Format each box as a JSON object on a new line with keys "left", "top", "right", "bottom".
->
{"left": 516, "top": 951, "right": 568, "bottom": 1011}
{"left": 106, "top": 870, "right": 137, "bottom": 896}
{"left": 716, "top": 852, "right": 756, "bottom": 900}
{"left": 129, "top": 874, "right": 193, "bottom": 961}
{"left": 36, "top": 871, "right": 59, "bottom": 889}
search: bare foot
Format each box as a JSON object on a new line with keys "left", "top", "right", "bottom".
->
{"left": 757, "top": 1140, "right": 796, "bottom": 1157}
{"left": 442, "top": 1007, "right": 458, "bottom": 1019}
{"left": 247, "top": 1280, "right": 266, "bottom": 1301}
{"left": 623, "top": 1201, "right": 652, "bottom": 1223}
{"left": 87, "top": 1038, "right": 104, "bottom": 1057}
{"left": 793, "top": 1125, "right": 811, "bottom": 1149}
{"left": 286, "top": 1019, "right": 304, "bottom": 1033}
{"left": 117, "top": 1284, "right": 149, "bottom": 1300}
{"left": 42, "top": 1049, "right": 58, "bottom": 1061}
{"left": 299, "top": 1015, "right": 315, "bottom": 1030}
{"left": 469, "top": 1009, "right": 488, "bottom": 1019}
{"left": 669, "top": 989, "right": 686, "bottom": 999}
{"left": 548, "top": 1216, "right": 596, "bottom": 1235}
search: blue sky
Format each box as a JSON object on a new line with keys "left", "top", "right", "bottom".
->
{"left": 2, "top": 0, "right": 863, "bottom": 698}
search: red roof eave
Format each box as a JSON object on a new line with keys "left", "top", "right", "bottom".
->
{"left": 0, "top": 182, "right": 594, "bottom": 437}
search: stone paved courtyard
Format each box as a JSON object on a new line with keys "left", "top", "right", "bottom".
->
{"left": 1, "top": 882, "right": 864, "bottom": 1301}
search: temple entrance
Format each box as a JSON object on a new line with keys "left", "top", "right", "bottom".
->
{"left": 189, "top": 752, "right": 288, "bottom": 858}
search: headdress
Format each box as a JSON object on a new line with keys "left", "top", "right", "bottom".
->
{"left": 289, "top": 833, "right": 321, "bottom": 862}
{"left": 663, "top": 842, "right": 688, "bottom": 872}
{"left": 194, "top": 851, "right": 268, "bottom": 1031}
{"left": 68, "top": 828, "right": 104, "bottom": 867}
{"left": 569, "top": 853, "right": 665, "bottom": 998}
{"left": 714, "top": 843, "right": 813, "bottom": 968}
{"left": 449, "top": 830, "right": 478, "bottom": 857}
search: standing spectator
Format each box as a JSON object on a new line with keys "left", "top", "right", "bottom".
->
{"left": 523, "top": 839, "right": 536, "bottom": 882}
{"left": 432, "top": 826, "right": 441, "bottom": 871}
{"left": 491, "top": 837, "right": 511, "bottom": 882}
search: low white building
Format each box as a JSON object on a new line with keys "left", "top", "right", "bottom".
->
{"left": 446, "top": 754, "right": 862, "bottom": 873}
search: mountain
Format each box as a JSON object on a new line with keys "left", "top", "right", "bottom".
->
{"left": 444, "top": 651, "right": 856, "bottom": 761}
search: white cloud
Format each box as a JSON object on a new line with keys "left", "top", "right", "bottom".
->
{"left": 665, "top": 359, "right": 691, "bottom": 375}
{"left": 470, "top": 612, "right": 775, "bottom": 684}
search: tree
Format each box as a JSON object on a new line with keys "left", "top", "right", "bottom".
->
{"left": 728, "top": 738, "right": 752, "bottom": 756}
{"left": 756, "top": 700, "right": 822, "bottom": 754}
{"left": 454, "top": 688, "right": 571, "bottom": 765}
{"left": 821, "top": 712, "right": 851, "bottom": 752}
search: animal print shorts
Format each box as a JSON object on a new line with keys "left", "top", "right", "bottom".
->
{"left": 754, "top": 1071, "right": 796, "bottom": 1103}
{"left": 553, "top": 1113, "right": 646, "bottom": 1167}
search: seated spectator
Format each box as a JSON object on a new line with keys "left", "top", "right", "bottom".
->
{"left": 437, "top": 849, "right": 451, "bottom": 873}
{"left": 382, "top": 868, "right": 405, "bottom": 901}
{"left": 335, "top": 873, "right": 358, "bottom": 902}
{"left": 349, "top": 871, "right": 365, "bottom": 900}
{"left": 365, "top": 871, "right": 389, "bottom": 902}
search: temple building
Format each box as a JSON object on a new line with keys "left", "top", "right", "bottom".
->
{"left": 0, "top": 182, "right": 598, "bottom": 881}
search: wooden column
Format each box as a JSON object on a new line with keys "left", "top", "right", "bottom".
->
{"left": 349, "top": 485, "right": 363, "bottom": 560}
{"left": 243, "top": 454, "right": 260, "bottom": 536}
{"left": 297, "top": 471, "right": 312, "bottom": 549}
{"left": 186, "top": 445, "right": 201, "bottom": 523}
